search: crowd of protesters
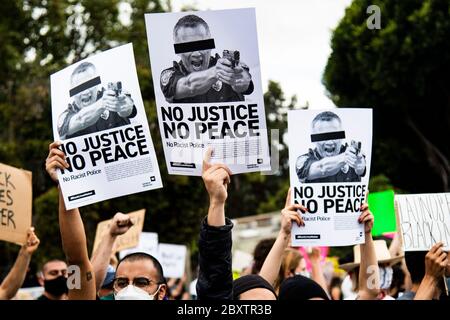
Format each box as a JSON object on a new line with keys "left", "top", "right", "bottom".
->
{"left": 0, "top": 142, "right": 448, "bottom": 301}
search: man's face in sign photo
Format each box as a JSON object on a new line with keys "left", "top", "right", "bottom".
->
{"left": 175, "top": 24, "right": 212, "bottom": 74}
{"left": 312, "top": 118, "right": 343, "bottom": 158}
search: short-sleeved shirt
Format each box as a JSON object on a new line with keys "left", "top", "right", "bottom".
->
{"left": 295, "top": 145, "right": 366, "bottom": 183}
{"left": 160, "top": 54, "right": 254, "bottom": 103}
{"left": 57, "top": 89, "right": 137, "bottom": 139}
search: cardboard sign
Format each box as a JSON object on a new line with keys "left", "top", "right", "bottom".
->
{"left": 118, "top": 232, "right": 159, "bottom": 259}
{"left": 0, "top": 163, "right": 32, "bottom": 245}
{"left": 158, "top": 243, "right": 187, "bottom": 279}
{"left": 396, "top": 193, "right": 450, "bottom": 251}
{"left": 92, "top": 209, "right": 145, "bottom": 255}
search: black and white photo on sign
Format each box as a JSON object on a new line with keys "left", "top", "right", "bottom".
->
{"left": 50, "top": 44, "right": 162, "bottom": 210}
{"left": 288, "top": 108, "right": 372, "bottom": 247}
{"left": 145, "top": 9, "right": 270, "bottom": 176}
{"left": 53, "top": 56, "right": 140, "bottom": 141}
{"left": 148, "top": 9, "right": 260, "bottom": 104}
{"left": 295, "top": 110, "right": 367, "bottom": 184}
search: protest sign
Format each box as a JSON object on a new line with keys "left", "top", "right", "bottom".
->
{"left": 50, "top": 43, "right": 162, "bottom": 209}
{"left": 396, "top": 193, "right": 450, "bottom": 251}
{"left": 158, "top": 243, "right": 187, "bottom": 279}
{"left": 0, "top": 163, "right": 32, "bottom": 245}
{"left": 232, "top": 250, "right": 253, "bottom": 272}
{"left": 118, "top": 232, "right": 159, "bottom": 259}
{"left": 92, "top": 209, "right": 145, "bottom": 255}
{"left": 145, "top": 9, "right": 271, "bottom": 175}
{"left": 288, "top": 109, "right": 372, "bottom": 246}
{"left": 368, "top": 190, "right": 397, "bottom": 236}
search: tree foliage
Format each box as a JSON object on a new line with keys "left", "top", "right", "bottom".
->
{"left": 323, "top": 0, "right": 450, "bottom": 192}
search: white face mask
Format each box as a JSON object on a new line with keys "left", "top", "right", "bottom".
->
{"left": 296, "top": 271, "right": 310, "bottom": 278}
{"left": 379, "top": 266, "right": 393, "bottom": 290}
{"left": 114, "top": 285, "right": 160, "bottom": 300}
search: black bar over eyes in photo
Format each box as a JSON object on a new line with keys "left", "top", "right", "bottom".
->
{"left": 310, "top": 131, "right": 346, "bottom": 142}
{"left": 174, "top": 39, "right": 215, "bottom": 54}
{"left": 69, "top": 76, "right": 101, "bottom": 97}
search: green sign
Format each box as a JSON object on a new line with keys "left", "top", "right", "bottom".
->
{"left": 368, "top": 190, "right": 397, "bottom": 236}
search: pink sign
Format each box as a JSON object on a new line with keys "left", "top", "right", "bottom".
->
{"left": 298, "top": 246, "right": 329, "bottom": 271}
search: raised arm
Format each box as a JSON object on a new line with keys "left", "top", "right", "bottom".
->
{"left": 91, "top": 212, "right": 133, "bottom": 292}
{"left": 46, "top": 141, "right": 96, "bottom": 300}
{"left": 308, "top": 247, "right": 329, "bottom": 295}
{"left": 357, "top": 203, "right": 380, "bottom": 300}
{"left": 259, "top": 189, "right": 304, "bottom": 287}
{"left": 0, "top": 228, "right": 40, "bottom": 300}
{"left": 414, "top": 242, "right": 448, "bottom": 300}
{"left": 196, "top": 148, "right": 233, "bottom": 300}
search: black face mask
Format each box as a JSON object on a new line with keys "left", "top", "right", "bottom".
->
{"left": 44, "top": 276, "right": 68, "bottom": 296}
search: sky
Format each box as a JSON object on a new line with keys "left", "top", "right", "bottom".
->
{"left": 169, "top": 0, "right": 353, "bottom": 109}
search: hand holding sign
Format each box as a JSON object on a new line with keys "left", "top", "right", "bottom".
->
{"left": 424, "top": 242, "right": 448, "bottom": 279}
{"left": 202, "top": 147, "right": 232, "bottom": 205}
{"left": 45, "top": 141, "right": 69, "bottom": 183}
{"left": 358, "top": 202, "right": 374, "bottom": 235}
{"left": 23, "top": 227, "right": 40, "bottom": 255}
{"left": 281, "top": 188, "right": 305, "bottom": 237}
{"left": 109, "top": 212, "right": 134, "bottom": 237}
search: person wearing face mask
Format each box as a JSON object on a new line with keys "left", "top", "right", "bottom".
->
{"left": 295, "top": 111, "right": 366, "bottom": 183}
{"left": 160, "top": 14, "right": 253, "bottom": 104}
{"left": 339, "top": 239, "right": 403, "bottom": 300}
{"left": 112, "top": 253, "right": 167, "bottom": 300}
{"left": 45, "top": 141, "right": 167, "bottom": 301}
{"left": 57, "top": 61, "right": 137, "bottom": 140}
{"left": 36, "top": 260, "right": 69, "bottom": 300}
{"left": 258, "top": 189, "right": 329, "bottom": 296}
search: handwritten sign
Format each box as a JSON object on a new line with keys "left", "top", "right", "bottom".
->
{"left": 158, "top": 243, "right": 187, "bottom": 279}
{"left": 0, "top": 163, "right": 32, "bottom": 245}
{"left": 92, "top": 209, "right": 145, "bottom": 255}
{"left": 396, "top": 193, "right": 450, "bottom": 251}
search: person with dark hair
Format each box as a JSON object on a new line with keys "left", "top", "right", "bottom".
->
{"left": 251, "top": 238, "right": 276, "bottom": 274}
{"left": 232, "top": 274, "right": 277, "bottom": 300}
{"left": 91, "top": 212, "right": 134, "bottom": 296}
{"left": 329, "top": 276, "right": 343, "bottom": 300}
{"left": 279, "top": 274, "right": 330, "bottom": 300}
{"left": 295, "top": 111, "right": 366, "bottom": 183}
{"left": 399, "top": 242, "right": 448, "bottom": 300}
{"left": 160, "top": 14, "right": 253, "bottom": 103}
{"left": 57, "top": 61, "right": 137, "bottom": 139}
{"left": 0, "top": 228, "right": 40, "bottom": 300}
{"left": 112, "top": 252, "right": 167, "bottom": 300}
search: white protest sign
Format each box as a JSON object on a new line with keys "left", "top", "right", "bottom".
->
{"left": 119, "top": 232, "right": 159, "bottom": 259}
{"left": 158, "top": 243, "right": 187, "bottom": 279}
{"left": 288, "top": 109, "right": 372, "bottom": 246}
{"left": 396, "top": 193, "right": 450, "bottom": 251}
{"left": 232, "top": 250, "right": 253, "bottom": 272}
{"left": 50, "top": 43, "right": 162, "bottom": 209}
{"left": 0, "top": 163, "right": 32, "bottom": 245}
{"left": 145, "top": 9, "right": 271, "bottom": 175}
